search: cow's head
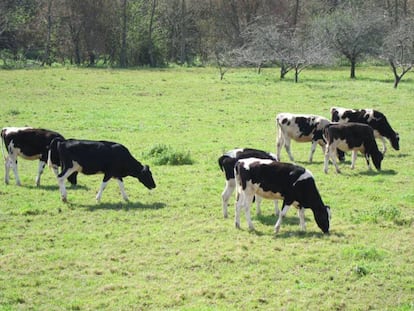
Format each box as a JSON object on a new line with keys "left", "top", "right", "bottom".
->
{"left": 313, "top": 205, "right": 331, "bottom": 234}
{"left": 390, "top": 133, "right": 400, "bottom": 151}
{"left": 137, "top": 165, "right": 156, "bottom": 189}
{"left": 372, "top": 151, "right": 384, "bottom": 171}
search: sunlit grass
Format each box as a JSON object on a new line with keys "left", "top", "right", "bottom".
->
{"left": 0, "top": 66, "right": 413, "bottom": 310}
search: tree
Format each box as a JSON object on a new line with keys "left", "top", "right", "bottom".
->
{"left": 382, "top": 18, "right": 414, "bottom": 88}
{"left": 120, "top": 0, "right": 128, "bottom": 67}
{"left": 316, "top": 5, "right": 387, "bottom": 78}
{"left": 238, "top": 17, "right": 333, "bottom": 82}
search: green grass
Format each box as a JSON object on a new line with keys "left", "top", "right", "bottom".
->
{"left": 0, "top": 66, "right": 413, "bottom": 310}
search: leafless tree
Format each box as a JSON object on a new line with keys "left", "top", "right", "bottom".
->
{"left": 382, "top": 18, "right": 414, "bottom": 88}
{"left": 315, "top": 5, "right": 387, "bottom": 78}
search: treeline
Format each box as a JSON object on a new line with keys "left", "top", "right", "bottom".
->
{"left": 1, "top": 0, "right": 413, "bottom": 86}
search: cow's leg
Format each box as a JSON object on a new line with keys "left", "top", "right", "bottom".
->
{"left": 350, "top": 150, "right": 358, "bottom": 170}
{"left": 117, "top": 178, "right": 129, "bottom": 201}
{"left": 274, "top": 204, "right": 290, "bottom": 233}
{"left": 380, "top": 136, "right": 387, "bottom": 154}
{"left": 235, "top": 191, "right": 244, "bottom": 229}
{"left": 4, "top": 155, "right": 11, "bottom": 184}
{"left": 35, "top": 160, "right": 46, "bottom": 186}
{"left": 284, "top": 137, "right": 295, "bottom": 162}
{"left": 298, "top": 207, "right": 306, "bottom": 231}
{"left": 255, "top": 195, "right": 262, "bottom": 216}
{"left": 324, "top": 146, "right": 337, "bottom": 173}
{"left": 365, "top": 154, "right": 372, "bottom": 170}
{"left": 244, "top": 193, "right": 255, "bottom": 230}
{"left": 327, "top": 147, "right": 341, "bottom": 173}
{"left": 309, "top": 140, "right": 317, "bottom": 163}
{"left": 274, "top": 200, "right": 280, "bottom": 216}
{"left": 57, "top": 166, "right": 79, "bottom": 202}
{"left": 235, "top": 191, "right": 255, "bottom": 230}
{"left": 96, "top": 175, "right": 112, "bottom": 202}
{"left": 222, "top": 179, "right": 235, "bottom": 218}
{"left": 9, "top": 154, "right": 21, "bottom": 186}
{"left": 276, "top": 130, "right": 285, "bottom": 161}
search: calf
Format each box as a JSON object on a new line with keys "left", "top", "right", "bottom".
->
{"left": 234, "top": 158, "right": 330, "bottom": 234}
{"left": 323, "top": 123, "right": 383, "bottom": 173}
{"left": 48, "top": 138, "right": 156, "bottom": 202}
{"left": 218, "top": 148, "right": 279, "bottom": 218}
{"left": 1, "top": 127, "right": 77, "bottom": 186}
{"left": 330, "top": 107, "right": 399, "bottom": 159}
{"left": 276, "top": 113, "right": 331, "bottom": 163}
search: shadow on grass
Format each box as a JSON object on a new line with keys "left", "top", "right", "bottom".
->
{"left": 78, "top": 201, "right": 166, "bottom": 211}
{"left": 244, "top": 214, "right": 346, "bottom": 239}
{"left": 358, "top": 169, "right": 397, "bottom": 176}
{"left": 24, "top": 184, "right": 89, "bottom": 191}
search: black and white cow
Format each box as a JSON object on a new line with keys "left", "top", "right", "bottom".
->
{"left": 234, "top": 158, "right": 330, "bottom": 234}
{"left": 276, "top": 113, "right": 331, "bottom": 163}
{"left": 323, "top": 122, "right": 384, "bottom": 174}
{"left": 48, "top": 138, "right": 156, "bottom": 202}
{"left": 330, "top": 107, "right": 399, "bottom": 160}
{"left": 1, "top": 127, "right": 77, "bottom": 186}
{"left": 218, "top": 148, "right": 279, "bottom": 218}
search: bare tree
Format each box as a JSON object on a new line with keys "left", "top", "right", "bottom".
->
{"left": 382, "top": 18, "right": 414, "bottom": 88}
{"left": 316, "top": 5, "right": 387, "bottom": 78}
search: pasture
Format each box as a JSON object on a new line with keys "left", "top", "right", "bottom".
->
{"left": 0, "top": 66, "right": 413, "bottom": 310}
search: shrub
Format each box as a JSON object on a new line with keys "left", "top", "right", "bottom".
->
{"left": 145, "top": 144, "right": 194, "bottom": 165}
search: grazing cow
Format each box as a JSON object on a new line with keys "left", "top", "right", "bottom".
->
{"left": 1, "top": 127, "right": 77, "bottom": 186}
{"left": 48, "top": 138, "right": 156, "bottom": 202}
{"left": 323, "top": 123, "right": 383, "bottom": 173}
{"left": 330, "top": 107, "right": 399, "bottom": 160}
{"left": 276, "top": 113, "right": 331, "bottom": 163}
{"left": 218, "top": 148, "right": 279, "bottom": 218}
{"left": 234, "top": 158, "right": 330, "bottom": 234}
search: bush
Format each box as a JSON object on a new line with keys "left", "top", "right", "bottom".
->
{"left": 145, "top": 144, "right": 194, "bottom": 166}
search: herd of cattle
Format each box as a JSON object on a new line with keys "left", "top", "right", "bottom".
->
{"left": 218, "top": 107, "right": 399, "bottom": 234}
{"left": 2, "top": 106, "right": 399, "bottom": 235}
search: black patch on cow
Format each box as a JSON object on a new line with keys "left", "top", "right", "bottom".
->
{"left": 3, "top": 128, "right": 62, "bottom": 161}
{"left": 295, "top": 117, "right": 317, "bottom": 138}
{"left": 218, "top": 148, "right": 276, "bottom": 180}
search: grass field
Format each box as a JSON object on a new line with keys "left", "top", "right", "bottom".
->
{"left": 0, "top": 66, "right": 413, "bottom": 311}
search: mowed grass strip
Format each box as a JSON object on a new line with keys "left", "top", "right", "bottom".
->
{"left": 0, "top": 67, "right": 413, "bottom": 310}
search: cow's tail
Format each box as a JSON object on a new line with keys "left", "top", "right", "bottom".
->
{"left": 0, "top": 128, "right": 7, "bottom": 161}
{"left": 218, "top": 155, "right": 226, "bottom": 172}
{"left": 47, "top": 137, "right": 63, "bottom": 168}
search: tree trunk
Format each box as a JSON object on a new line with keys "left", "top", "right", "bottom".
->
{"left": 294, "top": 67, "right": 299, "bottom": 83}
{"left": 43, "top": 0, "right": 53, "bottom": 66}
{"left": 179, "top": 0, "right": 187, "bottom": 64}
{"left": 350, "top": 59, "right": 356, "bottom": 79}
{"left": 293, "top": 0, "right": 300, "bottom": 27}
{"left": 148, "top": 0, "right": 157, "bottom": 67}
{"left": 120, "top": 0, "right": 127, "bottom": 68}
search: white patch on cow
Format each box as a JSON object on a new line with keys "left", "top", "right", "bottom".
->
{"left": 268, "top": 152, "right": 278, "bottom": 160}
{"left": 255, "top": 187, "right": 284, "bottom": 200}
{"left": 2, "top": 127, "right": 32, "bottom": 136}
{"left": 292, "top": 169, "right": 313, "bottom": 186}
{"left": 225, "top": 148, "right": 243, "bottom": 158}
{"left": 241, "top": 158, "right": 274, "bottom": 170}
